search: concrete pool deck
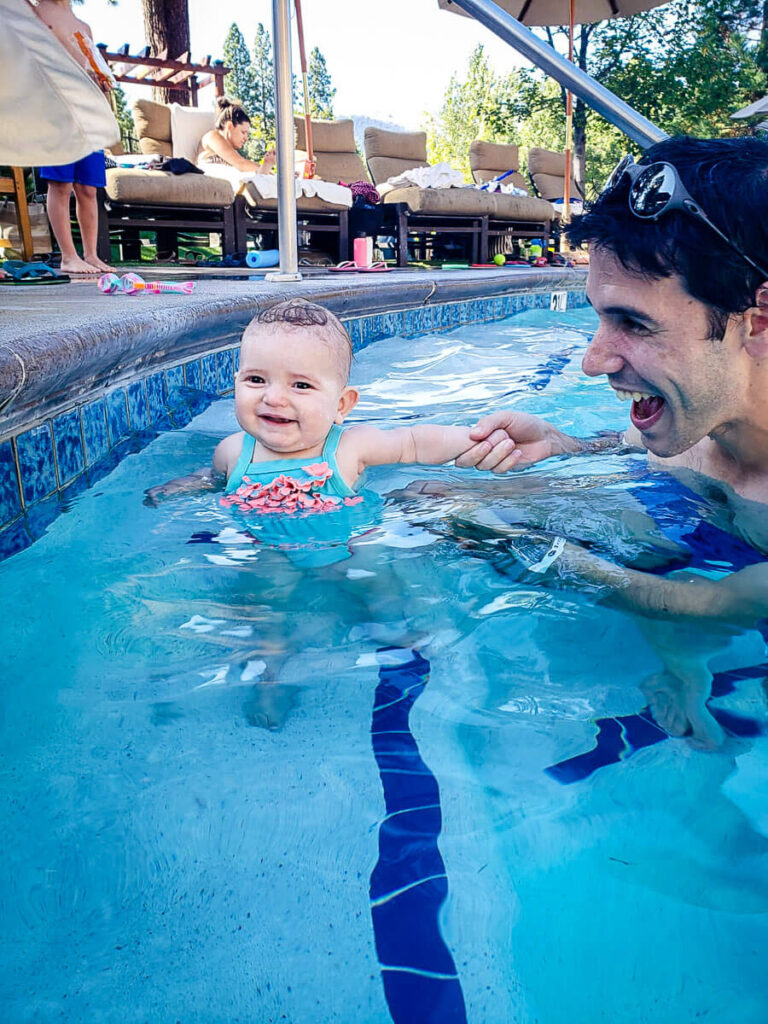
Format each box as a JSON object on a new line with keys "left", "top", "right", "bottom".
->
{"left": 0, "top": 264, "right": 586, "bottom": 439}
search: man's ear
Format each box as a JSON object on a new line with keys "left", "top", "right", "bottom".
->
{"left": 335, "top": 386, "right": 359, "bottom": 423}
{"left": 744, "top": 284, "right": 768, "bottom": 357}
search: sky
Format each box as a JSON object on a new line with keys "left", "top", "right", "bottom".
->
{"left": 78, "top": 0, "right": 533, "bottom": 128}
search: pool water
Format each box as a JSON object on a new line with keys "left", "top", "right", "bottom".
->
{"left": 2, "top": 306, "right": 767, "bottom": 1023}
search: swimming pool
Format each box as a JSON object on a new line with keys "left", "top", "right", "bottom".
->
{"left": 2, "top": 304, "right": 767, "bottom": 1023}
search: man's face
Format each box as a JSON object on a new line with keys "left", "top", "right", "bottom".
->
{"left": 582, "top": 247, "right": 747, "bottom": 458}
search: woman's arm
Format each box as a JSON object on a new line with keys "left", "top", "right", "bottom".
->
{"left": 200, "top": 130, "right": 265, "bottom": 174}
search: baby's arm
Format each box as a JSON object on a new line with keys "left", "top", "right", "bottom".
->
{"left": 144, "top": 432, "right": 241, "bottom": 505}
{"left": 340, "top": 423, "right": 489, "bottom": 482}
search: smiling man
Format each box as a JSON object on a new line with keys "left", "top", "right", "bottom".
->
{"left": 457, "top": 135, "right": 768, "bottom": 744}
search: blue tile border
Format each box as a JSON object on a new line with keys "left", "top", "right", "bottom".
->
{"left": 0, "top": 287, "right": 589, "bottom": 562}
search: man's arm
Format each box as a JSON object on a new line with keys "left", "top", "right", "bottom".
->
{"left": 455, "top": 410, "right": 643, "bottom": 473}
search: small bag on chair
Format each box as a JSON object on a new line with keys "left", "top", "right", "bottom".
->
{"left": 0, "top": 199, "right": 53, "bottom": 257}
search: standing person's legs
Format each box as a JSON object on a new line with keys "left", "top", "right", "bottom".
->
{"left": 72, "top": 151, "right": 114, "bottom": 273}
{"left": 43, "top": 174, "right": 99, "bottom": 275}
{"left": 73, "top": 183, "right": 114, "bottom": 272}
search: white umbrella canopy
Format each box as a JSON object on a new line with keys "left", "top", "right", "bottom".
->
{"left": 732, "top": 96, "right": 768, "bottom": 120}
{"left": 439, "top": 0, "right": 668, "bottom": 26}
{"left": 0, "top": 0, "right": 119, "bottom": 165}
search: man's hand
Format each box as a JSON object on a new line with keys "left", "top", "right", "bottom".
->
{"left": 455, "top": 411, "right": 579, "bottom": 473}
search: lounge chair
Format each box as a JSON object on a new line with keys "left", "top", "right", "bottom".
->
{"left": 527, "top": 147, "right": 585, "bottom": 207}
{"left": 97, "top": 100, "right": 350, "bottom": 263}
{"left": 97, "top": 99, "right": 239, "bottom": 261}
{"left": 365, "top": 128, "right": 554, "bottom": 265}
{"left": 469, "top": 140, "right": 557, "bottom": 253}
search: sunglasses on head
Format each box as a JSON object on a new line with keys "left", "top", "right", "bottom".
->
{"left": 603, "top": 154, "right": 768, "bottom": 281}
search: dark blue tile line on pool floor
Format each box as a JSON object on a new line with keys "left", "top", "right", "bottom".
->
{"left": 0, "top": 289, "right": 588, "bottom": 562}
{"left": 545, "top": 662, "right": 768, "bottom": 784}
{"left": 370, "top": 648, "right": 467, "bottom": 1024}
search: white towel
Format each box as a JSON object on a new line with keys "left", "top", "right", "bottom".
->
{"left": 199, "top": 165, "right": 353, "bottom": 207}
{"left": 383, "top": 162, "right": 464, "bottom": 191}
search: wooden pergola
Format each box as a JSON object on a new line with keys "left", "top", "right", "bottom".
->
{"left": 96, "top": 44, "right": 231, "bottom": 106}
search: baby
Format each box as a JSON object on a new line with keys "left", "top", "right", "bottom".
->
{"left": 148, "top": 298, "right": 505, "bottom": 517}
{"left": 148, "top": 298, "right": 510, "bottom": 727}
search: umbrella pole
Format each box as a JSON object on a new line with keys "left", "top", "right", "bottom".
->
{"left": 561, "top": 0, "right": 574, "bottom": 242}
{"left": 294, "top": 0, "right": 315, "bottom": 179}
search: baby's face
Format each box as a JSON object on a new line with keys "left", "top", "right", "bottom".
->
{"left": 234, "top": 325, "right": 357, "bottom": 455}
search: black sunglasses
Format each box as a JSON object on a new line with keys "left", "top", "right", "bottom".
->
{"left": 604, "top": 154, "right": 768, "bottom": 281}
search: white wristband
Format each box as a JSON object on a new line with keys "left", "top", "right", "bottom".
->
{"left": 527, "top": 535, "right": 566, "bottom": 575}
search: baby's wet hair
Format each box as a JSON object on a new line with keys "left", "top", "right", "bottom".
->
{"left": 247, "top": 299, "right": 353, "bottom": 381}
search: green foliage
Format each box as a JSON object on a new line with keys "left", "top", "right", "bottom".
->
{"left": 307, "top": 47, "right": 335, "bottom": 119}
{"left": 425, "top": 1, "right": 768, "bottom": 195}
{"left": 252, "top": 22, "right": 276, "bottom": 150}
{"left": 223, "top": 23, "right": 255, "bottom": 111}
{"left": 111, "top": 84, "right": 137, "bottom": 151}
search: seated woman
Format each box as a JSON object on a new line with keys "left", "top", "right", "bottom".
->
{"left": 197, "top": 96, "right": 276, "bottom": 174}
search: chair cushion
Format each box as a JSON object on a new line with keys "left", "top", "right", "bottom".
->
{"left": 133, "top": 99, "right": 171, "bottom": 143}
{"left": 528, "top": 147, "right": 583, "bottom": 201}
{"left": 139, "top": 138, "right": 173, "bottom": 158}
{"left": 491, "top": 192, "right": 554, "bottom": 223}
{"left": 364, "top": 127, "right": 427, "bottom": 185}
{"left": 310, "top": 151, "right": 368, "bottom": 184}
{"left": 382, "top": 186, "right": 496, "bottom": 216}
{"left": 469, "top": 140, "right": 527, "bottom": 191}
{"left": 294, "top": 116, "right": 354, "bottom": 153}
{"left": 241, "top": 183, "right": 348, "bottom": 212}
{"left": 105, "top": 168, "right": 235, "bottom": 206}
{"left": 171, "top": 103, "right": 216, "bottom": 163}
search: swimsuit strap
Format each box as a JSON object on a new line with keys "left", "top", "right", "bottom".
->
{"left": 321, "top": 424, "right": 355, "bottom": 497}
{"left": 225, "top": 433, "right": 259, "bottom": 494}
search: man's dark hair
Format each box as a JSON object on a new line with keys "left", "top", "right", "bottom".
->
{"left": 567, "top": 136, "right": 768, "bottom": 338}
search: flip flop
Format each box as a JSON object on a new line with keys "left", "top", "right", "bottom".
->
{"left": 0, "top": 260, "right": 70, "bottom": 285}
{"left": 328, "top": 260, "right": 390, "bottom": 273}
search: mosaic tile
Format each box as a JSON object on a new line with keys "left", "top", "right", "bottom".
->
{"left": 127, "top": 381, "right": 150, "bottom": 431}
{"left": 165, "top": 364, "right": 185, "bottom": 392}
{"left": 53, "top": 410, "right": 85, "bottom": 485}
{"left": 80, "top": 399, "right": 109, "bottom": 466}
{"left": 0, "top": 520, "right": 31, "bottom": 561}
{"left": 233, "top": 348, "right": 240, "bottom": 373}
{"left": 201, "top": 353, "right": 218, "bottom": 393}
{"left": 184, "top": 358, "right": 202, "bottom": 390}
{"left": 216, "top": 349, "right": 234, "bottom": 393}
{"left": 16, "top": 424, "right": 56, "bottom": 505}
{"left": 0, "top": 440, "right": 21, "bottom": 525}
{"left": 146, "top": 372, "right": 167, "bottom": 423}
{"left": 25, "top": 494, "right": 59, "bottom": 540}
{"left": 346, "top": 318, "right": 362, "bottom": 351}
{"left": 85, "top": 450, "right": 119, "bottom": 489}
{"left": 106, "top": 389, "right": 129, "bottom": 445}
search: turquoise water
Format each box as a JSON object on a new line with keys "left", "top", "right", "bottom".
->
{"left": 1, "top": 306, "right": 767, "bottom": 1022}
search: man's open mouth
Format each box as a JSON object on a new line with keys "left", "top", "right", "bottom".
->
{"left": 614, "top": 388, "right": 666, "bottom": 430}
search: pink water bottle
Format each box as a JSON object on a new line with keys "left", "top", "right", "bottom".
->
{"left": 353, "top": 236, "right": 373, "bottom": 268}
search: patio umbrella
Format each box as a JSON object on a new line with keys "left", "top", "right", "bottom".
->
{"left": 0, "top": 0, "right": 119, "bottom": 165}
{"left": 440, "top": 0, "right": 669, "bottom": 219}
{"left": 732, "top": 96, "right": 768, "bottom": 120}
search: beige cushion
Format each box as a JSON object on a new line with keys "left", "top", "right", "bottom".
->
{"left": 382, "top": 185, "right": 552, "bottom": 224}
{"left": 528, "top": 147, "right": 583, "bottom": 201}
{"left": 171, "top": 103, "right": 216, "bottom": 162}
{"left": 469, "top": 140, "right": 528, "bottom": 193}
{"left": 364, "top": 127, "right": 428, "bottom": 185}
{"left": 105, "top": 168, "right": 235, "bottom": 206}
{"left": 241, "top": 183, "right": 348, "bottom": 212}
{"left": 293, "top": 116, "right": 368, "bottom": 183}
{"left": 139, "top": 138, "right": 173, "bottom": 158}
{"left": 133, "top": 98, "right": 171, "bottom": 143}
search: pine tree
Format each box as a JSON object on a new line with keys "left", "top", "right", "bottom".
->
{"left": 222, "top": 23, "right": 255, "bottom": 111}
{"left": 112, "top": 85, "right": 138, "bottom": 151}
{"left": 307, "top": 47, "right": 335, "bottom": 119}
{"left": 252, "top": 22, "right": 275, "bottom": 147}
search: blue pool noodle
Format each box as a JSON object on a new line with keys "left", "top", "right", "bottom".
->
{"left": 246, "top": 249, "right": 280, "bottom": 268}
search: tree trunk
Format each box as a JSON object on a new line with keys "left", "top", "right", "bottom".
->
{"left": 140, "top": 0, "right": 191, "bottom": 105}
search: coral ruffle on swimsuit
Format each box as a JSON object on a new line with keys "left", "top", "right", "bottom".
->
{"left": 220, "top": 424, "right": 380, "bottom": 567}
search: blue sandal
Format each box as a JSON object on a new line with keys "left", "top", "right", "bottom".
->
{"left": 0, "top": 261, "right": 70, "bottom": 285}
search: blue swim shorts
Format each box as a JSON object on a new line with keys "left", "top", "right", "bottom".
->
{"left": 38, "top": 151, "right": 107, "bottom": 188}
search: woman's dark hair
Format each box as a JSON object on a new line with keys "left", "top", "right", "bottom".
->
{"left": 567, "top": 136, "right": 768, "bottom": 338}
{"left": 215, "top": 96, "right": 251, "bottom": 130}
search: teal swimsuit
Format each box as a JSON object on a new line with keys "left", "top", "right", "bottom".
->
{"left": 223, "top": 424, "right": 381, "bottom": 567}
